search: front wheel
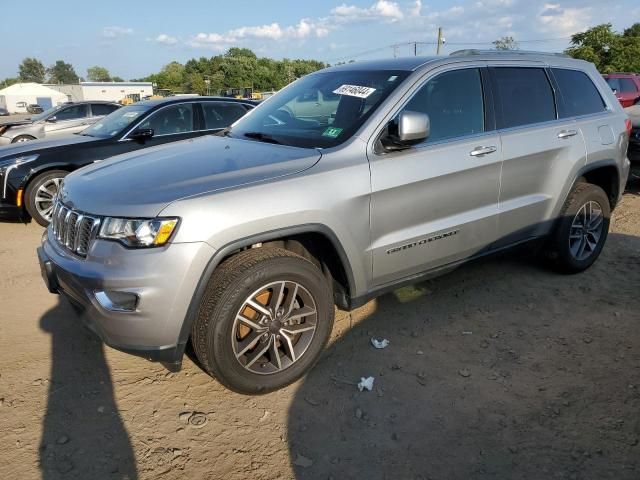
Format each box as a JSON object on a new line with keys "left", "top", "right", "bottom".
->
{"left": 12, "top": 135, "right": 36, "bottom": 143}
{"left": 191, "top": 247, "right": 335, "bottom": 394}
{"left": 545, "top": 183, "right": 611, "bottom": 273}
{"left": 25, "top": 170, "right": 68, "bottom": 226}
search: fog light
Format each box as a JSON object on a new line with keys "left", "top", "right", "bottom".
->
{"left": 95, "top": 290, "right": 139, "bottom": 312}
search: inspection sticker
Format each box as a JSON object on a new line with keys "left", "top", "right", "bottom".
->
{"left": 333, "top": 84, "right": 376, "bottom": 99}
{"left": 322, "top": 127, "right": 343, "bottom": 138}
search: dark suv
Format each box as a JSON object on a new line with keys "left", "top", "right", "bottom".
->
{"left": 603, "top": 73, "right": 640, "bottom": 107}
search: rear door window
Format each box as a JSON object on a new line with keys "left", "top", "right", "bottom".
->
{"left": 491, "top": 67, "right": 556, "bottom": 129}
{"left": 552, "top": 68, "right": 606, "bottom": 117}
{"left": 55, "top": 104, "right": 89, "bottom": 121}
{"left": 402, "top": 68, "right": 485, "bottom": 143}
{"left": 202, "top": 102, "right": 249, "bottom": 130}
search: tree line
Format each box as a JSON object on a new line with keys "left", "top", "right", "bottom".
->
{"left": 1, "top": 23, "right": 639, "bottom": 91}
{"left": 0, "top": 48, "right": 327, "bottom": 94}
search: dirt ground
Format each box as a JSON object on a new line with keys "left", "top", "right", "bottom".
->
{"left": 1, "top": 178, "right": 639, "bottom": 480}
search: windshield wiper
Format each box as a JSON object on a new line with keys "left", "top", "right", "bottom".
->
{"left": 243, "top": 131, "right": 282, "bottom": 145}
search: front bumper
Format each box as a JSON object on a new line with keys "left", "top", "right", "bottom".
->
{"left": 38, "top": 228, "right": 216, "bottom": 367}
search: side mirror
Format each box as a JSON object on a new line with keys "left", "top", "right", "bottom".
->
{"left": 381, "top": 111, "right": 430, "bottom": 151}
{"left": 398, "top": 111, "right": 430, "bottom": 143}
{"left": 46, "top": 116, "right": 57, "bottom": 123}
{"left": 129, "top": 128, "right": 154, "bottom": 141}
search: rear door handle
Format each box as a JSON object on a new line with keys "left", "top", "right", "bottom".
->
{"left": 558, "top": 129, "right": 578, "bottom": 139}
{"left": 469, "top": 146, "right": 497, "bottom": 157}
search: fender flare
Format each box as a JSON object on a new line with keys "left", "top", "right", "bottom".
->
{"left": 173, "top": 223, "right": 357, "bottom": 360}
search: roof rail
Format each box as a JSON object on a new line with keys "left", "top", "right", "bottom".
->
{"left": 449, "top": 49, "right": 570, "bottom": 58}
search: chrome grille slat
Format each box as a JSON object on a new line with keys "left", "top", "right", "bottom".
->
{"left": 51, "top": 200, "right": 99, "bottom": 259}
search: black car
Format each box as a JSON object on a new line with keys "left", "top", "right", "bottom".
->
{"left": 0, "top": 97, "right": 256, "bottom": 225}
{"left": 27, "top": 104, "right": 44, "bottom": 114}
{"left": 629, "top": 127, "right": 640, "bottom": 163}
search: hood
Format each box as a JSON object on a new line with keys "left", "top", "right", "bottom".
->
{"left": 0, "top": 134, "right": 95, "bottom": 159}
{"left": 0, "top": 119, "right": 32, "bottom": 128}
{"left": 59, "top": 135, "right": 321, "bottom": 217}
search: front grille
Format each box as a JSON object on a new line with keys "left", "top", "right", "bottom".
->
{"left": 51, "top": 201, "right": 100, "bottom": 258}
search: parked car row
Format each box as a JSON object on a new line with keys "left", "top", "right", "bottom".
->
{"left": 0, "top": 97, "right": 255, "bottom": 225}
{"left": 0, "top": 101, "right": 121, "bottom": 145}
{"left": 32, "top": 51, "right": 631, "bottom": 394}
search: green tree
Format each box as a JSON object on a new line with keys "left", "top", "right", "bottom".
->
{"left": 87, "top": 66, "right": 111, "bottom": 82}
{"left": 493, "top": 36, "right": 519, "bottom": 50}
{"left": 18, "top": 57, "right": 46, "bottom": 83}
{"left": 47, "top": 60, "right": 79, "bottom": 84}
{"left": 1, "top": 77, "right": 19, "bottom": 88}
{"left": 111, "top": 76, "right": 125, "bottom": 82}
{"left": 563, "top": 23, "right": 640, "bottom": 73}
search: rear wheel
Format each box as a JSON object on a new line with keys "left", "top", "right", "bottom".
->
{"left": 11, "top": 135, "right": 36, "bottom": 143}
{"left": 25, "top": 170, "right": 68, "bottom": 226}
{"left": 545, "top": 183, "right": 610, "bottom": 273}
{"left": 191, "top": 247, "right": 334, "bottom": 394}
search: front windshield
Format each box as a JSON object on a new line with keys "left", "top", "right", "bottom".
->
{"left": 30, "top": 106, "right": 60, "bottom": 122}
{"left": 229, "top": 69, "right": 410, "bottom": 149}
{"left": 82, "top": 104, "right": 150, "bottom": 138}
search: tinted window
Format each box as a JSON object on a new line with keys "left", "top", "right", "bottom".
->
{"left": 229, "top": 70, "right": 410, "bottom": 149}
{"left": 492, "top": 68, "right": 556, "bottom": 128}
{"left": 403, "top": 68, "right": 484, "bottom": 143}
{"left": 139, "top": 104, "right": 194, "bottom": 135}
{"left": 55, "top": 105, "right": 88, "bottom": 121}
{"left": 92, "top": 103, "right": 119, "bottom": 116}
{"left": 202, "top": 102, "right": 248, "bottom": 129}
{"left": 553, "top": 69, "right": 606, "bottom": 117}
{"left": 606, "top": 77, "right": 638, "bottom": 93}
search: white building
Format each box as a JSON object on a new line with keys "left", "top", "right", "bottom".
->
{"left": 48, "top": 82, "right": 154, "bottom": 103}
{"left": 0, "top": 83, "right": 68, "bottom": 113}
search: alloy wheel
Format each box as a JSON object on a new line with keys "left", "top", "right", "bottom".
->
{"left": 569, "top": 200, "right": 604, "bottom": 261}
{"left": 232, "top": 280, "right": 318, "bottom": 375}
{"left": 34, "top": 177, "right": 63, "bottom": 222}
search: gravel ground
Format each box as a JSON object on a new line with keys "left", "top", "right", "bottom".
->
{"left": 0, "top": 179, "right": 638, "bottom": 480}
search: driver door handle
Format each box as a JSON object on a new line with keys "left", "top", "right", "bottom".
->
{"left": 469, "top": 146, "right": 497, "bottom": 157}
{"left": 558, "top": 129, "right": 578, "bottom": 139}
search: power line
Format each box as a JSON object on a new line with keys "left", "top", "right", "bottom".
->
{"left": 328, "top": 36, "right": 572, "bottom": 63}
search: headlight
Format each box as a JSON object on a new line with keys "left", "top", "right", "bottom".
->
{"left": 0, "top": 154, "right": 39, "bottom": 170}
{"left": 98, "top": 217, "right": 179, "bottom": 247}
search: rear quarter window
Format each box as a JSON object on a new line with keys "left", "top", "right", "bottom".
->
{"left": 553, "top": 69, "right": 607, "bottom": 117}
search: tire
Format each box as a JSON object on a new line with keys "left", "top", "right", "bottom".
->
{"left": 11, "top": 135, "right": 36, "bottom": 143}
{"left": 25, "top": 170, "right": 68, "bottom": 227}
{"left": 191, "top": 247, "right": 335, "bottom": 394}
{"left": 545, "top": 182, "right": 610, "bottom": 273}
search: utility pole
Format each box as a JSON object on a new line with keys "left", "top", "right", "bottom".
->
{"left": 436, "top": 27, "right": 444, "bottom": 55}
{"left": 414, "top": 42, "right": 417, "bottom": 56}
{"left": 393, "top": 44, "right": 399, "bottom": 58}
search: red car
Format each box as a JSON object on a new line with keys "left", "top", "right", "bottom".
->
{"left": 603, "top": 73, "right": 640, "bottom": 107}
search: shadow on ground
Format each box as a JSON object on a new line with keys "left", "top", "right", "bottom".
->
{"left": 287, "top": 233, "right": 640, "bottom": 479}
{"left": 39, "top": 299, "right": 137, "bottom": 479}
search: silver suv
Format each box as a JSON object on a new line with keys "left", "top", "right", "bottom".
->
{"left": 37, "top": 51, "right": 631, "bottom": 394}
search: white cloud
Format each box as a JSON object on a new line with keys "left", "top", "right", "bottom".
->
{"left": 102, "top": 26, "right": 133, "bottom": 38}
{"left": 152, "top": 34, "right": 178, "bottom": 45}
{"left": 186, "top": 19, "right": 330, "bottom": 50}
{"left": 331, "top": 1, "right": 404, "bottom": 23}
{"left": 408, "top": 0, "right": 422, "bottom": 17}
{"left": 536, "top": 3, "right": 592, "bottom": 36}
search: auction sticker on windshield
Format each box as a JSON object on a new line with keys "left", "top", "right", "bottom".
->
{"left": 333, "top": 85, "right": 377, "bottom": 99}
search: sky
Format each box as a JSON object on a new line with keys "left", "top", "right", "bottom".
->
{"left": 1, "top": 0, "right": 639, "bottom": 80}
